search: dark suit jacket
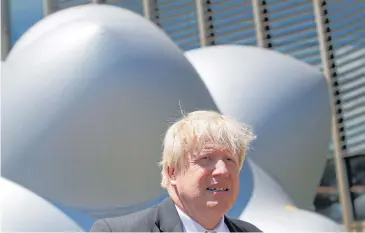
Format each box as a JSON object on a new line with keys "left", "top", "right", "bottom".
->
{"left": 91, "top": 197, "right": 262, "bottom": 232}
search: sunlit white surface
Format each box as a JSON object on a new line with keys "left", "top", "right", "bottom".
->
{"left": 185, "top": 45, "right": 332, "bottom": 210}
{"left": 2, "top": 4, "right": 217, "bottom": 215}
{"left": 1, "top": 177, "right": 83, "bottom": 232}
{"left": 241, "top": 159, "right": 343, "bottom": 231}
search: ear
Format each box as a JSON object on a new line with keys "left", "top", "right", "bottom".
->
{"left": 168, "top": 166, "right": 177, "bottom": 185}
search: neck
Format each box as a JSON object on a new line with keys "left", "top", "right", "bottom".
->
{"left": 169, "top": 189, "right": 223, "bottom": 230}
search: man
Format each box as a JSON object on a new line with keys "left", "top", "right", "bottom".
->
{"left": 91, "top": 110, "right": 262, "bottom": 232}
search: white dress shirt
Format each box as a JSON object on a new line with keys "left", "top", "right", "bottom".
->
{"left": 175, "top": 205, "right": 230, "bottom": 232}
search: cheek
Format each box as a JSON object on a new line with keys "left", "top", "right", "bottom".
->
{"left": 197, "top": 168, "right": 212, "bottom": 181}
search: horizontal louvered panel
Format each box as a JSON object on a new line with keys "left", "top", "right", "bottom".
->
{"left": 210, "top": 0, "right": 256, "bottom": 46}
{"left": 269, "top": 2, "right": 312, "bottom": 21}
{"left": 342, "top": 96, "right": 365, "bottom": 113}
{"left": 157, "top": 0, "right": 200, "bottom": 50}
{"left": 56, "top": 0, "right": 90, "bottom": 9}
{"left": 331, "top": 20, "right": 363, "bottom": 40}
{"left": 267, "top": 0, "right": 321, "bottom": 67}
{"left": 339, "top": 76, "right": 365, "bottom": 94}
{"left": 158, "top": 0, "right": 192, "bottom": 12}
{"left": 345, "top": 136, "right": 365, "bottom": 155}
{"left": 341, "top": 88, "right": 364, "bottom": 104}
{"left": 106, "top": 0, "right": 143, "bottom": 14}
{"left": 327, "top": 0, "right": 365, "bottom": 156}
{"left": 207, "top": 1, "right": 250, "bottom": 17}
{"left": 346, "top": 124, "right": 365, "bottom": 139}
{"left": 56, "top": 0, "right": 144, "bottom": 14}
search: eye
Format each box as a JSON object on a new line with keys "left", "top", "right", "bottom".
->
{"left": 225, "top": 157, "right": 236, "bottom": 163}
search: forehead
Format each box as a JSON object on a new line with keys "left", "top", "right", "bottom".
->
{"left": 190, "top": 142, "right": 236, "bottom": 157}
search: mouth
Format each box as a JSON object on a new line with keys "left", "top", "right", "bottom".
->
{"left": 206, "top": 187, "right": 229, "bottom": 192}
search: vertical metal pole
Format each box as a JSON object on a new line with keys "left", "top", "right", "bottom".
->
{"left": 313, "top": 0, "right": 354, "bottom": 231}
{"left": 1, "top": 0, "right": 11, "bottom": 61}
{"left": 43, "top": 0, "right": 57, "bottom": 16}
{"left": 195, "top": 0, "right": 215, "bottom": 47}
{"left": 143, "top": 0, "right": 159, "bottom": 26}
{"left": 251, "top": 0, "right": 272, "bottom": 48}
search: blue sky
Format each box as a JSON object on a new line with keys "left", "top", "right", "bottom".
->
{"left": 10, "top": 0, "right": 44, "bottom": 44}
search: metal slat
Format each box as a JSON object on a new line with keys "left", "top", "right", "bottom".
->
{"left": 335, "top": 46, "right": 364, "bottom": 61}
{"left": 164, "top": 23, "right": 197, "bottom": 35}
{"left": 340, "top": 79, "right": 365, "bottom": 98}
{"left": 341, "top": 89, "right": 365, "bottom": 104}
{"left": 215, "top": 27, "right": 255, "bottom": 41}
{"left": 328, "top": 1, "right": 360, "bottom": 14}
{"left": 269, "top": 0, "right": 308, "bottom": 12}
{"left": 270, "top": 5, "right": 313, "bottom": 21}
{"left": 330, "top": 3, "right": 365, "bottom": 21}
{"left": 158, "top": 1, "right": 193, "bottom": 11}
{"left": 215, "top": 31, "right": 256, "bottom": 45}
{"left": 346, "top": 126, "right": 365, "bottom": 140}
{"left": 209, "top": 0, "right": 256, "bottom": 46}
{"left": 215, "top": 21, "right": 254, "bottom": 35}
{"left": 212, "top": 9, "right": 253, "bottom": 28}
{"left": 107, "top": 0, "right": 141, "bottom": 7}
{"left": 343, "top": 104, "right": 365, "bottom": 122}
{"left": 331, "top": 18, "right": 363, "bottom": 36}
{"left": 57, "top": 0, "right": 90, "bottom": 9}
{"left": 170, "top": 31, "right": 200, "bottom": 42}
{"left": 339, "top": 70, "right": 365, "bottom": 85}
{"left": 343, "top": 96, "right": 365, "bottom": 114}
{"left": 278, "top": 43, "right": 319, "bottom": 58}
{"left": 336, "top": 53, "right": 365, "bottom": 71}
{"left": 274, "top": 39, "right": 318, "bottom": 49}
{"left": 336, "top": 39, "right": 364, "bottom": 50}
{"left": 156, "top": 1, "right": 199, "bottom": 50}
{"left": 272, "top": 19, "right": 314, "bottom": 36}
{"left": 269, "top": 1, "right": 310, "bottom": 18}
{"left": 159, "top": 7, "right": 196, "bottom": 21}
{"left": 273, "top": 27, "right": 317, "bottom": 41}
{"left": 331, "top": 11, "right": 365, "bottom": 27}
{"left": 345, "top": 117, "right": 365, "bottom": 133}
{"left": 347, "top": 136, "right": 365, "bottom": 150}
{"left": 159, "top": 13, "right": 195, "bottom": 26}
{"left": 207, "top": 1, "right": 250, "bottom": 17}
{"left": 268, "top": 0, "right": 320, "bottom": 66}
{"left": 293, "top": 49, "right": 320, "bottom": 61}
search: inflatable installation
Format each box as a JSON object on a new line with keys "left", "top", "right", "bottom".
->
{"left": 2, "top": 4, "right": 343, "bottom": 232}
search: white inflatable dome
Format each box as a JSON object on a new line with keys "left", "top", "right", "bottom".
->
{"left": 1, "top": 177, "right": 83, "bottom": 232}
{"left": 2, "top": 4, "right": 217, "bottom": 215}
{"left": 185, "top": 45, "right": 332, "bottom": 210}
{"left": 240, "top": 159, "right": 342, "bottom": 231}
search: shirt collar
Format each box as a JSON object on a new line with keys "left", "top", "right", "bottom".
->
{"left": 175, "top": 205, "right": 229, "bottom": 232}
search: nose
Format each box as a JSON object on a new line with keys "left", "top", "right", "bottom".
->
{"left": 212, "top": 159, "right": 229, "bottom": 177}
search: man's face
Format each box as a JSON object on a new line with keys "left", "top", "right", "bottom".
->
{"left": 171, "top": 143, "right": 240, "bottom": 216}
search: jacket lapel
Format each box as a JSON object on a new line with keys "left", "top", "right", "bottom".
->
{"left": 224, "top": 216, "right": 243, "bottom": 232}
{"left": 154, "top": 197, "right": 184, "bottom": 232}
{"left": 153, "top": 198, "right": 245, "bottom": 232}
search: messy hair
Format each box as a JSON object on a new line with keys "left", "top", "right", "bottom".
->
{"left": 159, "top": 110, "right": 256, "bottom": 189}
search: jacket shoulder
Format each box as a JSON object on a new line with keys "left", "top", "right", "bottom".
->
{"left": 90, "top": 206, "right": 158, "bottom": 232}
{"left": 227, "top": 217, "right": 263, "bottom": 232}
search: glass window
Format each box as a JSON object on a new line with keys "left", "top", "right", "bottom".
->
{"left": 314, "top": 153, "right": 365, "bottom": 223}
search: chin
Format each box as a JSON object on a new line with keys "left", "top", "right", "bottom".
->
{"left": 206, "top": 200, "right": 232, "bottom": 212}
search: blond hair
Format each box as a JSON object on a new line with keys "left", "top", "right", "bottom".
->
{"left": 159, "top": 110, "right": 256, "bottom": 189}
